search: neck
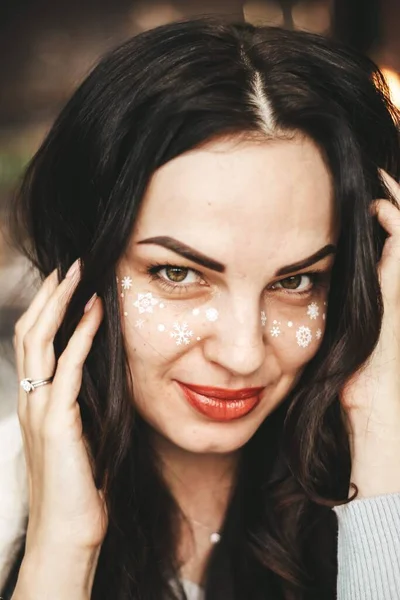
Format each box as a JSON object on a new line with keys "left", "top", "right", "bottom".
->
{"left": 155, "top": 431, "right": 240, "bottom": 515}
{"left": 153, "top": 432, "right": 240, "bottom": 584}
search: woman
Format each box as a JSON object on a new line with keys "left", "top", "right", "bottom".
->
{"left": 2, "top": 17, "right": 400, "bottom": 600}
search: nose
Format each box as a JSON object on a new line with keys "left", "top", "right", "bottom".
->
{"left": 202, "top": 298, "right": 266, "bottom": 376}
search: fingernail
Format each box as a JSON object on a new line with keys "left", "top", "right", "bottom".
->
{"left": 84, "top": 293, "right": 97, "bottom": 313}
{"left": 66, "top": 259, "right": 81, "bottom": 279}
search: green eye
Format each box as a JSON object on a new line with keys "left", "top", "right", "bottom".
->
{"left": 164, "top": 267, "right": 189, "bottom": 282}
{"left": 280, "top": 275, "right": 303, "bottom": 289}
{"left": 273, "top": 274, "right": 313, "bottom": 292}
{"left": 147, "top": 263, "right": 206, "bottom": 291}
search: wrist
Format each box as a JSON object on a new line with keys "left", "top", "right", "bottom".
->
{"left": 13, "top": 543, "right": 101, "bottom": 600}
{"left": 349, "top": 429, "right": 400, "bottom": 498}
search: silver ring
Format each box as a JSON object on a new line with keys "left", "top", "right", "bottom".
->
{"left": 20, "top": 377, "right": 54, "bottom": 394}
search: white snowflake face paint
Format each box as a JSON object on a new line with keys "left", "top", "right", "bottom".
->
{"left": 171, "top": 322, "right": 193, "bottom": 345}
{"left": 119, "top": 279, "right": 221, "bottom": 353}
{"left": 205, "top": 308, "right": 219, "bottom": 322}
{"left": 296, "top": 325, "right": 312, "bottom": 348}
{"left": 270, "top": 320, "right": 281, "bottom": 337}
{"left": 307, "top": 302, "right": 319, "bottom": 320}
{"left": 259, "top": 299, "right": 326, "bottom": 351}
{"left": 133, "top": 292, "right": 159, "bottom": 313}
{"left": 121, "top": 276, "right": 133, "bottom": 290}
{"left": 117, "top": 136, "right": 337, "bottom": 456}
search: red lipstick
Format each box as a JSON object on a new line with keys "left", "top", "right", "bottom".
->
{"left": 177, "top": 382, "right": 264, "bottom": 421}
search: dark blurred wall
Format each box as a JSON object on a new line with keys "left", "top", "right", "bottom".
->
{"left": 381, "top": 0, "right": 400, "bottom": 71}
{"left": 0, "top": 0, "right": 243, "bottom": 129}
{"left": 332, "top": 0, "right": 400, "bottom": 71}
{"left": 332, "top": 0, "right": 381, "bottom": 54}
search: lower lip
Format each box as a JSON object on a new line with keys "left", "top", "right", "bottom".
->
{"left": 178, "top": 383, "right": 261, "bottom": 421}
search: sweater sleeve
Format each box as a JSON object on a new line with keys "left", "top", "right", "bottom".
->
{"left": 333, "top": 493, "right": 400, "bottom": 600}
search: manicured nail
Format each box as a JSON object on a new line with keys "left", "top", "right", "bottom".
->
{"left": 84, "top": 293, "right": 97, "bottom": 313}
{"left": 66, "top": 259, "right": 81, "bottom": 279}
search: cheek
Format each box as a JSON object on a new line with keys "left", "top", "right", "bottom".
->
{"left": 262, "top": 299, "right": 327, "bottom": 368}
{"left": 118, "top": 281, "right": 219, "bottom": 361}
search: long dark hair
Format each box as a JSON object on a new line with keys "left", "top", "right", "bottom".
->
{"left": 3, "top": 17, "right": 400, "bottom": 600}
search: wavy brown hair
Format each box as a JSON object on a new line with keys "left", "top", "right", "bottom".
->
{"left": 3, "top": 17, "right": 400, "bottom": 600}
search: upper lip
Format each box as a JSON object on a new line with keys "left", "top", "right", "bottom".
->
{"left": 178, "top": 382, "right": 265, "bottom": 400}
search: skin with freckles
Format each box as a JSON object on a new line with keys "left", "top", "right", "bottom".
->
{"left": 117, "top": 135, "right": 337, "bottom": 456}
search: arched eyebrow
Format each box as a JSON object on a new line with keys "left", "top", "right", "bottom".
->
{"left": 137, "top": 237, "right": 336, "bottom": 277}
{"left": 137, "top": 236, "right": 226, "bottom": 272}
{"left": 274, "top": 244, "right": 336, "bottom": 276}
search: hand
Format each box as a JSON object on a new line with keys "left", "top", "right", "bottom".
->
{"left": 14, "top": 261, "right": 108, "bottom": 554}
{"left": 340, "top": 170, "right": 400, "bottom": 497}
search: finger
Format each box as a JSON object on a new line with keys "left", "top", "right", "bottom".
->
{"left": 15, "top": 261, "right": 80, "bottom": 381}
{"left": 379, "top": 169, "right": 400, "bottom": 209}
{"left": 14, "top": 269, "right": 59, "bottom": 381}
{"left": 25, "top": 295, "right": 102, "bottom": 435}
{"left": 17, "top": 269, "right": 62, "bottom": 423}
{"left": 20, "top": 264, "right": 82, "bottom": 417}
{"left": 373, "top": 198, "right": 400, "bottom": 300}
{"left": 373, "top": 198, "right": 400, "bottom": 237}
{"left": 48, "top": 296, "right": 103, "bottom": 414}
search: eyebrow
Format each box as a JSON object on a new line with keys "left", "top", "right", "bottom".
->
{"left": 137, "top": 236, "right": 336, "bottom": 277}
{"left": 274, "top": 244, "right": 336, "bottom": 276}
{"left": 137, "top": 236, "right": 226, "bottom": 272}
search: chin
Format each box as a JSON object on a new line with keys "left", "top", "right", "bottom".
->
{"left": 164, "top": 420, "right": 261, "bottom": 454}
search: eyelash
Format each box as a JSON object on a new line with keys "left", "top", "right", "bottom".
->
{"left": 147, "top": 263, "right": 205, "bottom": 294}
{"left": 147, "top": 263, "right": 329, "bottom": 297}
{"left": 269, "top": 271, "right": 329, "bottom": 297}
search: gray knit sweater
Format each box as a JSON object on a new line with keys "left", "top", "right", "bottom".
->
{"left": 333, "top": 493, "right": 400, "bottom": 599}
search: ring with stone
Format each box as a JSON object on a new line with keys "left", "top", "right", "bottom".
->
{"left": 20, "top": 377, "right": 54, "bottom": 394}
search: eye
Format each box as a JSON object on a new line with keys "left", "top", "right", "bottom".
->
{"left": 158, "top": 266, "right": 200, "bottom": 284}
{"left": 269, "top": 270, "right": 331, "bottom": 298}
{"left": 147, "top": 263, "right": 206, "bottom": 292}
{"left": 271, "top": 274, "right": 313, "bottom": 292}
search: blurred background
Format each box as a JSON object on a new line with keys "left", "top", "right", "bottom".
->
{"left": 1, "top": 0, "right": 400, "bottom": 415}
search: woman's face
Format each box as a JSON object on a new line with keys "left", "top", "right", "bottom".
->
{"left": 118, "top": 135, "right": 337, "bottom": 454}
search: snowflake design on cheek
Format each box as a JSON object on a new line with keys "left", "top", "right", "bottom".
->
{"left": 206, "top": 308, "right": 219, "bottom": 322}
{"left": 296, "top": 326, "right": 312, "bottom": 348}
{"left": 121, "top": 276, "right": 133, "bottom": 290}
{"left": 307, "top": 302, "right": 319, "bottom": 320}
{"left": 270, "top": 325, "right": 281, "bottom": 337}
{"left": 135, "top": 319, "right": 145, "bottom": 329}
{"left": 133, "top": 292, "right": 159, "bottom": 314}
{"left": 316, "top": 328, "right": 322, "bottom": 340}
{"left": 261, "top": 311, "right": 267, "bottom": 327}
{"left": 170, "top": 322, "right": 193, "bottom": 346}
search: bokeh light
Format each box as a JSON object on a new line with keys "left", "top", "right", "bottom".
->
{"left": 381, "top": 67, "right": 400, "bottom": 110}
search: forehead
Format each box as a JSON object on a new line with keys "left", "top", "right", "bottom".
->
{"left": 134, "top": 136, "right": 336, "bottom": 270}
